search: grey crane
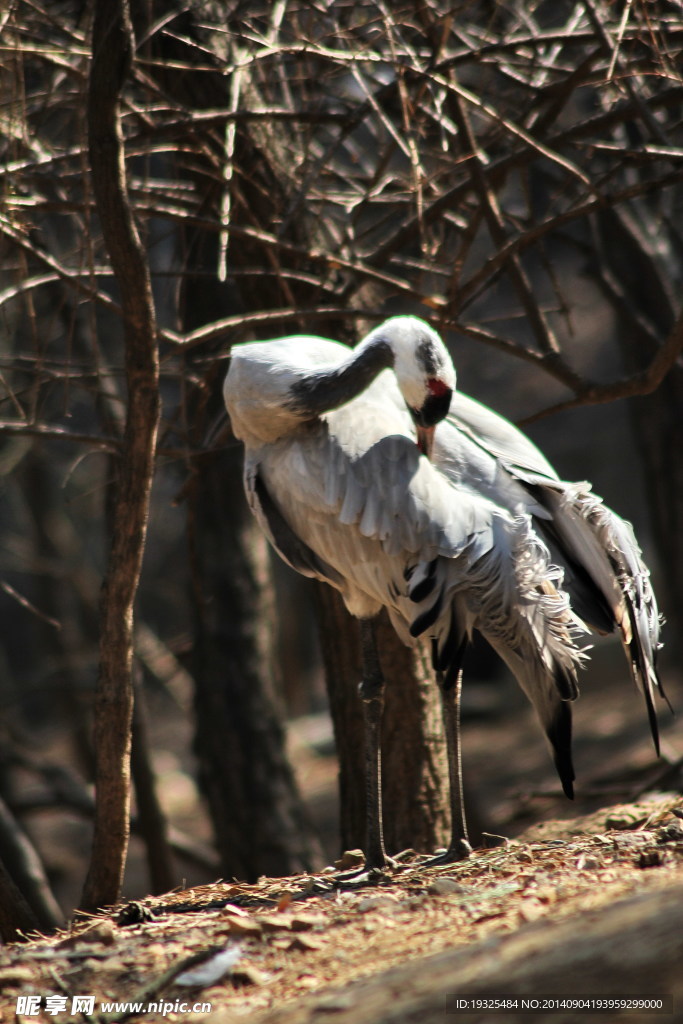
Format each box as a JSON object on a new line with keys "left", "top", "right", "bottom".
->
{"left": 223, "top": 315, "right": 665, "bottom": 873}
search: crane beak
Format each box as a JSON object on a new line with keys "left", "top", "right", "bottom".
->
{"left": 416, "top": 424, "right": 435, "bottom": 459}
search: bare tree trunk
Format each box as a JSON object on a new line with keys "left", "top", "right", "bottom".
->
{"left": 628, "top": 372, "right": 683, "bottom": 652}
{"left": 314, "top": 587, "right": 366, "bottom": 852}
{"left": 80, "top": 0, "right": 160, "bottom": 912}
{"left": 378, "top": 615, "right": 451, "bottom": 854}
{"left": 624, "top": 351, "right": 683, "bottom": 651}
{"left": 316, "top": 587, "right": 449, "bottom": 856}
{"left": 131, "top": 678, "right": 176, "bottom": 895}
{"left": 189, "top": 440, "right": 320, "bottom": 880}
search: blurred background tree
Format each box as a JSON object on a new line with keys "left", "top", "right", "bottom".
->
{"left": 0, "top": 0, "right": 681, "bottom": 929}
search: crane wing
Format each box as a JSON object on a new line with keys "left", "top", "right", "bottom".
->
{"left": 448, "top": 393, "right": 558, "bottom": 481}
{"left": 445, "top": 389, "right": 666, "bottom": 751}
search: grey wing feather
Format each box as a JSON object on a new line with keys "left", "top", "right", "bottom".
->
{"left": 449, "top": 393, "right": 558, "bottom": 481}
{"left": 246, "top": 463, "right": 343, "bottom": 588}
{"left": 445, "top": 391, "right": 666, "bottom": 752}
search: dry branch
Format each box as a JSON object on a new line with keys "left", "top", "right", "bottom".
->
{"left": 522, "top": 307, "right": 683, "bottom": 423}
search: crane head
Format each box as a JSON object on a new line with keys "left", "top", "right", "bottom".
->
{"left": 381, "top": 316, "right": 455, "bottom": 456}
{"left": 411, "top": 377, "right": 453, "bottom": 458}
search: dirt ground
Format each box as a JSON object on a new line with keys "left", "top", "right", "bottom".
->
{"left": 2, "top": 790, "right": 683, "bottom": 1024}
{"left": 3, "top": 646, "right": 681, "bottom": 1024}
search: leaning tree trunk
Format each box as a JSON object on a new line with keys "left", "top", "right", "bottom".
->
{"left": 0, "top": 855, "right": 41, "bottom": 944}
{"left": 0, "top": 796, "right": 62, "bottom": 935}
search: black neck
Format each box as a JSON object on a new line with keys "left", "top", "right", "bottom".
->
{"left": 287, "top": 335, "right": 393, "bottom": 418}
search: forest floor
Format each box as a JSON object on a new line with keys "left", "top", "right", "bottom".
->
{"left": 3, "top": 649, "right": 682, "bottom": 1024}
{"left": 2, "top": 793, "right": 683, "bottom": 1024}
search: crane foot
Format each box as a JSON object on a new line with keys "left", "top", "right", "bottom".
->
{"left": 426, "top": 838, "right": 473, "bottom": 865}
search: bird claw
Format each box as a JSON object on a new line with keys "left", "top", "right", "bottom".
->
{"left": 332, "top": 854, "right": 398, "bottom": 888}
{"left": 426, "top": 838, "right": 473, "bottom": 865}
{"left": 306, "top": 851, "right": 399, "bottom": 893}
{"left": 333, "top": 866, "right": 393, "bottom": 889}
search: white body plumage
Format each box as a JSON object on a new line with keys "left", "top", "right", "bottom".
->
{"left": 224, "top": 316, "right": 664, "bottom": 807}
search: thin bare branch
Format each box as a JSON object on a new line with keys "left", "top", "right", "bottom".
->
{"left": 521, "top": 308, "right": 683, "bottom": 423}
{"left": 446, "top": 83, "right": 560, "bottom": 354}
{"left": 0, "top": 421, "right": 121, "bottom": 450}
{"left": 0, "top": 580, "right": 62, "bottom": 630}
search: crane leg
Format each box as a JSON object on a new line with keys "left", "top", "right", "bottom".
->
{"left": 435, "top": 668, "right": 472, "bottom": 861}
{"left": 358, "top": 617, "right": 391, "bottom": 871}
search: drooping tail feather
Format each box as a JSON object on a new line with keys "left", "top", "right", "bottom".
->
{"left": 528, "top": 480, "right": 667, "bottom": 753}
{"left": 546, "top": 701, "right": 575, "bottom": 799}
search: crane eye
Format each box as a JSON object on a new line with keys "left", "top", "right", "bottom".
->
{"left": 427, "top": 378, "right": 450, "bottom": 398}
